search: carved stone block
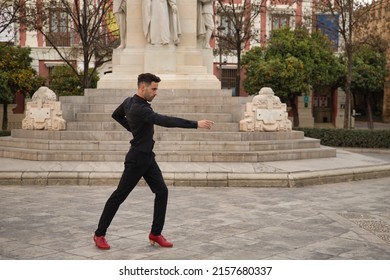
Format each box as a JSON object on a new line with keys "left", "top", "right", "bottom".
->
{"left": 22, "top": 87, "right": 66, "bottom": 131}
{"left": 240, "top": 87, "right": 292, "bottom": 132}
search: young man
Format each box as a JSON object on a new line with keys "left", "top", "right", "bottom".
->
{"left": 93, "top": 73, "right": 214, "bottom": 249}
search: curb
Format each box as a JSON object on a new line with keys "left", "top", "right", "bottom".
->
{"left": 2, "top": 163, "right": 390, "bottom": 187}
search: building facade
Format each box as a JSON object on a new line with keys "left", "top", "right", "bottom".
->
{"left": 363, "top": 0, "right": 390, "bottom": 123}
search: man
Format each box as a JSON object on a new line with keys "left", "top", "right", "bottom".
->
{"left": 93, "top": 73, "right": 214, "bottom": 249}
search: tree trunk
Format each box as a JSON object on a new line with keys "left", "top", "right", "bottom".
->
{"left": 2, "top": 103, "right": 8, "bottom": 131}
{"left": 343, "top": 4, "right": 354, "bottom": 129}
{"left": 235, "top": 40, "right": 241, "bottom": 97}
{"left": 366, "top": 92, "right": 374, "bottom": 130}
{"left": 344, "top": 48, "right": 353, "bottom": 129}
{"left": 288, "top": 94, "right": 299, "bottom": 127}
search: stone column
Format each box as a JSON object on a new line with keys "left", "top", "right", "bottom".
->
{"left": 97, "top": 0, "right": 220, "bottom": 90}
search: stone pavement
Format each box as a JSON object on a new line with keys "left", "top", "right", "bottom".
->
{"left": 0, "top": 177, "right": 389, "bottom": 260}
{"left": 1, "top": 147, "right": 390, "bottom": 260}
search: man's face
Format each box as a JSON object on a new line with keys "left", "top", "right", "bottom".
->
{"left": 142, "top": 82, "right": 158, "bottom": 102}
{"left": 143, "top": 82, "right": 159, "bottom": 102}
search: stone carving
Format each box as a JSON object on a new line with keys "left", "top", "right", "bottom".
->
{"left": 142, "top": 0, "right": 181, "bottom": 45}
{"left": 197, "top": 0, "right": 214, "bottom": 49}
{"left": 22, "top": 87, "right": 66, "bottom": 131}
{"left": 114, "top": 0, "right": 127, "bottom": 49}
{"left": 240, "top": 87, "right": 292, "bottom": 132}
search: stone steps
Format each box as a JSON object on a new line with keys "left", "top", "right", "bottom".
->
{"left": 0, "top": 145, "right": 335, "bottom": 162}
{"left": 65, "top": 121, "right": 240, "bottom": 132}
{"left": 75, "top": 112, "right": 234, "bottom": 122}
{"left": 0, "top": 88, "right": 337, "bottom": 163}
{"left": 9, "top": 129, "right": 305, "bottom": 141}
{"left": 80, "top": 103, "right": 236, "bottom": 113}
{"left": 0, "top": 137, "right": 321, "bottom": 152}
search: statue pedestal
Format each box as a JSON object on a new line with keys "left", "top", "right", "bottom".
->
{"left": 145, "top": 45, "right": 177, "bottom": 73}
{"left": 97, "top": 0, "right": 220, "bottom": 90}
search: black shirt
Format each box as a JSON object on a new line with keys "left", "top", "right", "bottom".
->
{"left": 112, "top": 94, "right": 198, "bottom": 153}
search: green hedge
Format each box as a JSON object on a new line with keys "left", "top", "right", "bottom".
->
{"left": 296, "top": 128, "right": 390, "bottom": 148}
{"left": 0, "top": 131, "right": 11, "bottom": 137}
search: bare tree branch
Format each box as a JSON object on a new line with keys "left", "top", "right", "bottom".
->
{"left": 23, "top": 0, "right": 118, "bottom": 89}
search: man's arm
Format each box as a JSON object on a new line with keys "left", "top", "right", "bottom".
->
{"left": 112, "top": 100, "right": 131, "bottom": 131}
{"left": 147, "top": 111, "right": 214, "bottom": 129}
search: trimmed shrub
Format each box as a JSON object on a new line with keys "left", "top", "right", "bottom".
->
{"left": 296, "top": 128, "right": 390, "bottom": 149}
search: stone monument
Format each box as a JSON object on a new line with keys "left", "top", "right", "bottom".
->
{"left": 240, "top": 87, "right": 292, "bottom": 132}
{"left": 97, "top": 0, "right": 220, "bottom": 89}
{"left": 22, "top": 87, "right": 66, "bottom": 131}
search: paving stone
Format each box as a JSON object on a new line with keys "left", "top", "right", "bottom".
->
{"left": 1, "top": 176, "right": 390, "bottom": 260}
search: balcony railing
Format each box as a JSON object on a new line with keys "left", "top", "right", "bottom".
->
{"left": 46, "top": 32, "right": 71, "bottom": 47}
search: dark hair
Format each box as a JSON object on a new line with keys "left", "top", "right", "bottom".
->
{"left": 137, "top": 73, "right": 161, "bottom": 87}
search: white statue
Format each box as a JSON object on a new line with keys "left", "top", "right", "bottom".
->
{"left": 197, "top": 0, "right": 214, "bottom": 49}
{"left": 113, "top": 0, "right": 127, "bottom": 49}
{"left": 142, "top": 0, "right": 181, "bottom": 45}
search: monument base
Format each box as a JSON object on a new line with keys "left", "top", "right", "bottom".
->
{"left": 97, "top": 73, "right": 221, "bottom": 90}
{"left": 97, "top": 42, "right": 221, "bottom": 90}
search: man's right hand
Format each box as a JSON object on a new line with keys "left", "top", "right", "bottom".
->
{"left": 197, "top": 120, "right": 214, "bottom": 129}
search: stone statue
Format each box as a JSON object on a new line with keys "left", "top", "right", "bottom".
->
{"left": 240, "top": 87, "right": 292, "bottom": 132}
{"left": 142, "top": 0, "right": 181, "bottom": 45}
{"left": 22, "top": 87, "right": 66, "bottom": 131}
{"left": 197, "top": 0, "right": 214, "bottom": 49}
{"left": 113, "top": 0, "right": 127, "bottom": 49}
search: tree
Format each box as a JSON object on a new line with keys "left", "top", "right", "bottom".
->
{"left": 215, "top": 0, "right": 263, "bottom": 96}
{"left": 351, "top": 41, "right": 387, "bottom": 129}
{"left": 353, "top": 1, "right": 390, "bottom": 123}
{"left": 315, "top": 0, "right": 377, "bottom": 128}
{"left": 23, "top": 0, "right": 117, "bottom": 91}
{"left": 242, "top": 27, "right": 344, "bottom": 127}
{"left": 244, "top": 53, "right": 309, "bottom": 127}
{"left": 0, "top": 0, "right": 23, "bottom": 40}
{"left": 0, "top": 44, "right": 42, "bottom": 130}
{"left": 49, "top": 64, "right": 99, "bottom": 96}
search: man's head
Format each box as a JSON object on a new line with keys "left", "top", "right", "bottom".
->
{"left": 137, "top": 73, "right": 161, "bottom": 87}
{"left": 137, "top": 73, "right": 161, "bottom": 102}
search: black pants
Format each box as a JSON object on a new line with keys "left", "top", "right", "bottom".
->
{"left": 95, "top": 150, "right": 168, "bottom": 236}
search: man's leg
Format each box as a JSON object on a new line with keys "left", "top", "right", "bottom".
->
{"left": 143, "top": 158, "right": 173, "bottom": 247}
{"left": 95, "top": 161, "right": 143, "bottom": 237}
{"left": 143, "top": 158, "right": 169, "bottom": 235}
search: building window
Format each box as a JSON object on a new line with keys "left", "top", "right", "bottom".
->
{"left": 47, "top": 9, "right": 70, "bottom": 46}
{"left": 221, "top": 68, "right": 237, "bottom": 89}
{"left": 271, "top": 14, "right": 290, "bottom": 30}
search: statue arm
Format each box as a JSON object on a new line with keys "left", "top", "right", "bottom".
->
{"left": 168, "top": 0, "right": 178, "bottom": 13}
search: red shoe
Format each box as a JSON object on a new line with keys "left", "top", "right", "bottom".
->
{"left": 93, "top": 235, "right": 110, "bottom": 250}
{"left": 149, "top": 233, "right": 173, "bottom": 247}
